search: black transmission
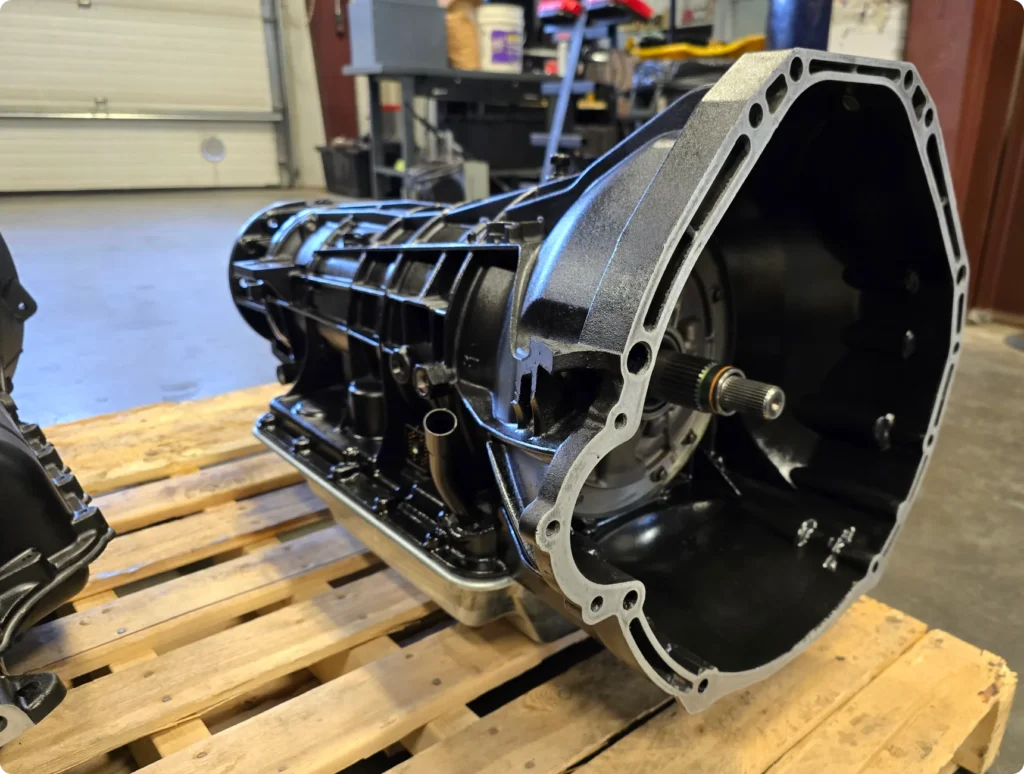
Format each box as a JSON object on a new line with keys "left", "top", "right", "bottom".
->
{"left": 0, "top": 235, "right": 112, "bottom": 746}
{"left": 230, "top": 50, "right": 966, "bottom": 710}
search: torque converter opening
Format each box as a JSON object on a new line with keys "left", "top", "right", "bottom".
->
{"left": 580, "top": 79, "right": 955, "bottom": 674}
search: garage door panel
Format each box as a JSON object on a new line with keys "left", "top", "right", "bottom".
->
{"left": 0, "top": 0, "right": 273, "bottom": 112}
{"left": 0, "top": 120, "right": 280, "bottom": 191}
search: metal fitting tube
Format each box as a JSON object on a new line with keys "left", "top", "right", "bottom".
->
{"left": 424, "top": 408, "right": 471, "bottom": 517}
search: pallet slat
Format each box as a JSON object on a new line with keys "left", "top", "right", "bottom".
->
{"left": 64, "top": 749, "right": 137, "bottom": 774}
{"left": 308, "top": 633, "right": 482, "bottom": 755}
{"left": 65, "top": 592, "right": 216, "bottom": 770}
{"left": 136, "top": 625, "right": 587, "bottom": 774}
{"left": 43, "top": 403, "right": 177, "bottom": 446}
{"left": 44, "top": 385, "right": 278, "bottom": 451}
{"left": 92, "top": 452, "right": 304, "bottom": 535}
{"left": 47, "top": 384, "right": 283, "bottom": 494}
{"left": 390, "top": 649, "right": 668, "bottom": 774}
{"left": 954, "top": 663, "right": 1017, "bottom": 774}
{"left": 772, "top": 630, "right": 1017, "bottom": 774}
{"left": 203, "top": 673, "right": 318, "bottom": 735}
{"left": 7, "top": 526, "right": 377, "bottom": 680}
{"left": 0, "top": 572, "right": 432, "bottom": 774}
{"left": 127, "top": 722, "right": 213, "bottom": 768}
{"left": 575, "top": 599, "right": 928, "bottom": 773}
{"left": 79, "top": 485, "right": 328, "bottom": 598}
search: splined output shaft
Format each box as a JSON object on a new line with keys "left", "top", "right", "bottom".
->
{"left": 648, "top": 351, "right": 786, "bottom": 421}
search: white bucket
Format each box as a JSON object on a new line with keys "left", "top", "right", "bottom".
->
{"left": 477, "top": 4, "right": 525, "bottom": 73}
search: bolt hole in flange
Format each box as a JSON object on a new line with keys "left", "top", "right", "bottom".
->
{"left": 698, "top": 678, "right": 709, "bottom": 694}
{"left": 614, "top": 413, "right": 628, "bottom": 429}
{"left": 591, "top": 596, "right": 604, "bottom": 613}
{"left": 0, "top": 715, "right": 7, "bottom": 734}
{"left": 749, "top": 103, "right": 764, "bottom": 128}
{"left": 627, "top": 342, "right": 651, "bottom": 374}
{"left": 623, "top": 589, "right": 639, "bottom": 610}
{"left": 545, "top": 520, "right": 561, "bottom": 538}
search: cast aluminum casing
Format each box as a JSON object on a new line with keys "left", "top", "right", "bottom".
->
{"left": 502, "top": 50, "right": 966, "bottom": 710}
{"left": 233, "top": 49, "right": 966, "bottom": 711}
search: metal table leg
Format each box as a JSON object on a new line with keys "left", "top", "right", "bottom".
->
{"left": 541, "top": 10, "right": 588, "bottom": 182}
{"left": 367, "top": 76, "right": 385, "bottom": 199}
{"left": 399, "top": 76, "right": 417, "bottom": 198}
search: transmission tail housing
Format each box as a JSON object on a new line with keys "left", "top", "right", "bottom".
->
{"left": 0, "top": 234, "right": 112, "bottom": 746}
{"left": 229, "top": 50, "right": 966, "bottom": 710}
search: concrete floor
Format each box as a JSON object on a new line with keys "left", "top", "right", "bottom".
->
{"left": 0, "top": 189, "right": 325, "bottom": 425}
{"left": 1, "top": 190, "right": 1022, "bottom": 772}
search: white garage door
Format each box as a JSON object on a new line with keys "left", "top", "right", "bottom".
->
{"left": 0, "top": 0, "right": 288, "bottom": 191}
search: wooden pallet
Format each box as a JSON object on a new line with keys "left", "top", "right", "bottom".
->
{"left": 0, "top": 385, "right": 1016, "bottom": 774}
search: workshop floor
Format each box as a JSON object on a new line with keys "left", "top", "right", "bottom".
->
{"left": 1, "top": 190, "right": 1022, "bottom": 773}
{"left": 0, "top": 189, "right": 324, "bottom": 425}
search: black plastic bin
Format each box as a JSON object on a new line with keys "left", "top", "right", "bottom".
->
{"left": 320, "top": 140, "right": 404, "bottom": 199}
{"left": 438, "top": 104, "right": 546, "bottom": 173}
{"left": 319, "top": 142, "right": 372, "bottom": 198}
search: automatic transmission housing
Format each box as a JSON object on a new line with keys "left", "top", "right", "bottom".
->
{"left": 230, "top": 50, "right": 966, "bottom": 710}
{"left": 0, "top": 235, "right": 112, "bottom": 746}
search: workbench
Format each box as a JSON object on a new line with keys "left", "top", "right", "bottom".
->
{"left": 343, "top": 65, "right": 558, "bottom": 197}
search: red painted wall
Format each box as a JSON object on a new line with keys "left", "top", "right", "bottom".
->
{"left": 904, "top": 0, "right": 976, "bottom": 184}
{"left": 309, "top": 0, "right": 359, "bottom": 140}
{"left": 905, "top": 0, "right": 1024, "bottom": 311}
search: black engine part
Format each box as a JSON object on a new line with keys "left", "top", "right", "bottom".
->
{"left": 230, "top": 50, "right": 966, "bottom": 709}
{"left": 0, "top": 234, "right": 113, "bottom": 746}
